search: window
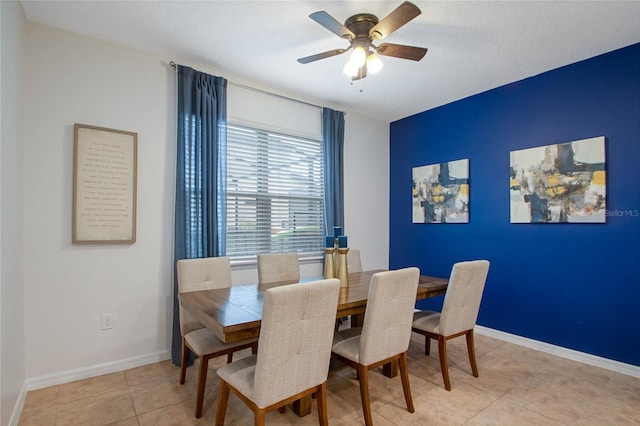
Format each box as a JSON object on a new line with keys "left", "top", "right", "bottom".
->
{"left": 225, "top": 123, "right": 325, "bottom": 257}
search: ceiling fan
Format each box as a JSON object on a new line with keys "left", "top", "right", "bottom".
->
{"left": 297, "top": 1, "right": 428, "bottom": 80}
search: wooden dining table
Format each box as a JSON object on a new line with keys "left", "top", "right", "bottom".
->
{"left": 178, "top": 269, "right": 448, "bottom": 416}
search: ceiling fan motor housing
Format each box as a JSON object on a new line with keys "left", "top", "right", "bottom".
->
{"left": 344, "top": 13, "right": 380, "bottom": 41}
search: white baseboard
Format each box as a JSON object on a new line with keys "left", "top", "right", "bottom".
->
{"left": 25, "top": 349, "right": 171, "bottom": 391}
{"left": 8, "top": 384, "right": 28, "bottom": 426}
{"left": 475, "top": 325, "right": 640, "bottom": 378}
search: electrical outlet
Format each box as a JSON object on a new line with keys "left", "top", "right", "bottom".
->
{"left": 101, "top": 313, "right": 114, "bottom": 330}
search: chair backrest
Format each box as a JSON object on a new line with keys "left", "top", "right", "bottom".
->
{"left": 439, "top": 260, "right": 490, "bottom": 337}
{"left": 177, "top": 256, "right": 232, "bottom": 336}
{"left": 252, "top": 279, "right": 341, "bottom": 408}
{"left": 358, "top": 267, "right": 420, "bottom": 366}
{"left": 257, "top": 252, "right": 300, "bottom": 289}
{"left": 347, "top": 248, "right": 363, "bottom": 273}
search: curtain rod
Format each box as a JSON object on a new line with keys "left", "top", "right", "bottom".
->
{"left": 169, "top": 61, "right": 323, "bottom": 112}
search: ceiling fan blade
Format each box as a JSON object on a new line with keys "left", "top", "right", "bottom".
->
{"left": 309, "top": 11, "right": 355, "bottom": 40}
{"left": 370, "top": 1, "right": 421, "bottom": 41}
{"left": 376, "top": 43, "right": 427, "bottom": 61}
{"left": 297, "top": 48, "right": 347, "bottom": 64}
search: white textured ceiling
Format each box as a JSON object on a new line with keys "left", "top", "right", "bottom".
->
{"left": 20, "top": 1, "right": 640, "bottom": 122}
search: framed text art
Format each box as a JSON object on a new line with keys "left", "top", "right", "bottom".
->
{"left": 509, "top": 136, "right": 606, "bottom": 223}
{"left": 73, "top": 124, "right": 138, "bottom": 243}
{"left": 412, "top": 159, "right": 469, "bottom": 223}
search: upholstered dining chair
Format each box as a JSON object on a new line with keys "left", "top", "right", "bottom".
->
{"left": 412, "top": 260, "right": 490, "bottom": 391}
{"left": 256, "top": 252, "right": 300, "bottom": 289}
{"left": 347, "top": 248, "right": 363, "bottom": 273}
{"left": 331, "top": 267, "right": 420, "bottom": 426}
{"left": 215, "top": 278, "right": 341, "bottom": 426}
{"left": 177, "top": 256, "right": 258, "bottom": 418}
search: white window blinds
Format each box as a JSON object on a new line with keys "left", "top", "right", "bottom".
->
{"left": 225, "top": 124, "right": 325, "bottom": 257}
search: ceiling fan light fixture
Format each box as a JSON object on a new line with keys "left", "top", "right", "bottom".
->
{"left": 343, "top": 59, "right": 359, "bottom": 77}
{"left": 350, "top": 45, "right": 367, "bottom": 68}
{"left": 366, "top": 52, "right": 383, "bottom": 74}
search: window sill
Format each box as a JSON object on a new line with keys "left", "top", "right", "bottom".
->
{"left": 230, "top": 252, "right": 324, "bottom": 269}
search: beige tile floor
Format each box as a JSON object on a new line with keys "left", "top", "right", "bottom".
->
{"left": 19, "top": 333, "right": 640, "bottom": 425}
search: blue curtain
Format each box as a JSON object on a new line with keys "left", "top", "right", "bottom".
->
{"left": 322, "top": 107, "right": 345, "bottom": 234}
{"left": 171, "top": 65, "right": 227, "bottom": 365}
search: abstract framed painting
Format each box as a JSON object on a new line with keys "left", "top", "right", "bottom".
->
{"left": 510, "top": 136, "right": 606, "bottom": 223}
{"left": 412, "top": 159, "right": 469, "bottom": 223}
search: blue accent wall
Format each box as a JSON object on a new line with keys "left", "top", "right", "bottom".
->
{"left": 390, "top": 43, "right": 640, "bottom": 366}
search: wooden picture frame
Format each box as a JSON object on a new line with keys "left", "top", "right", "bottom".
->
{"left": 73, "top": 123, "right": 138, "bottom": 244}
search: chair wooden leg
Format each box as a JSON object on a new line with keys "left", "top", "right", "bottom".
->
{"left": 179, "top": 339, "right": 188, "bottom": 385}
{"left": 215, "top": 380, "right": 230, "bottom": 426}
{"left": 466, "top": 330, "right": 479, "bottom": 378}
{"left": 357, "top": 365, "right": 373, "bottom": 426}
{"left": 425, "top": 335, "right": 431, "bottom": 356}
{"left": 438, "top": 335, "right": 452, "bottom": 391}
{"left": 227, "top": 352, "right": 233, "bottom": 364}
{"left": 195, "top": 355, "right": 209, "bottom": 418}
{"left": 398, "top": 352, "right": 414, "bottom": 413}
{"left": 251, "top": 342, "right": 258, "bottom": 355}
{"left": 316, "top": 382, "right": 329, "bottom": 426}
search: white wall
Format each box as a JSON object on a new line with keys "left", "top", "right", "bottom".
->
{"left": 23, "top": 23, "right": 176, "bottom": 381}
{"left": 1, "top": 1, "right": 26, "bottom": 424}
{"left": 22, "top": 22, "right": 390, "bottom": 386}
{"left": 343, "top": 112, "right": 389, "bottom": 271}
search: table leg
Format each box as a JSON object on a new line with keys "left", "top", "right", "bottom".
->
{"left": 382, "top": 360, "right": 399, "bottom": 378}
{"left": 291, "top": 395, "right": 312, "bottom": 417}
{"left": 350, "top": 313, "right": 364, "bottom": 328}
